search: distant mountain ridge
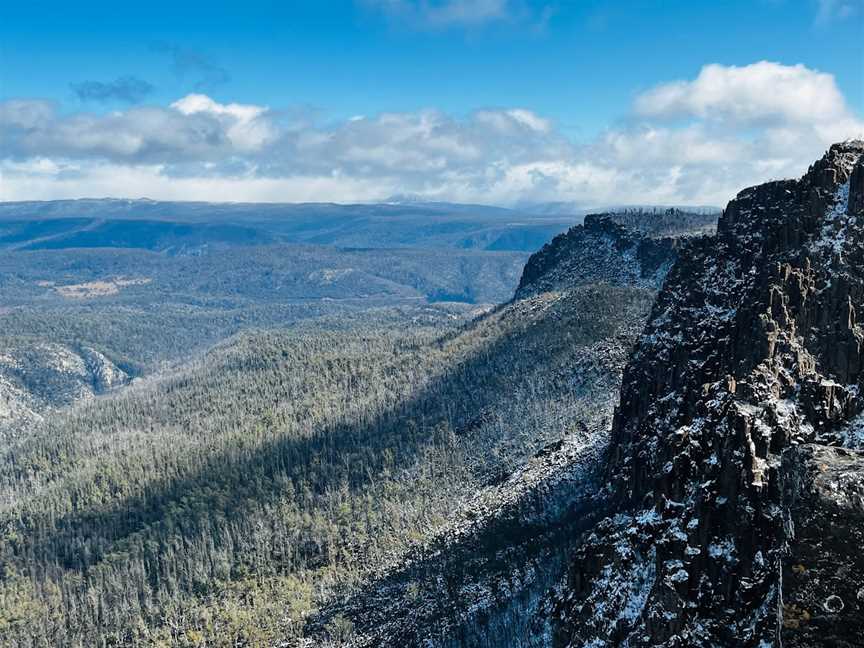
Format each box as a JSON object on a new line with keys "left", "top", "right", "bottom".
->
{"left": 0, "top": 199, "right": 719, "bottom": 253}
{"left": 0, "top": 199, "right": 572, "bottom": 253}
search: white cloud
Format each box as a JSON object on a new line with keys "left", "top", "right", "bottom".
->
{"left": 0, "top": 100, "right": 56, "bottom": 129}
{"left": 1, "top": 100, "right": 234, "bottom": 162}
{"left": 171, "top": 94, "right": 277, "bottom": 151}
{"left": 476, "top": 109, "right": 552, "bottom": 134}
{"left": 634, "top": 61, "right": 852, "bottom": 125}
{"left": 1, "top": 62, "right": 862, "bottom": 208}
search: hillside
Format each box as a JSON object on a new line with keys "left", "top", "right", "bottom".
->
{"left": 0, "top": 240, "right": 524, "bottom": 434}
{"left": 0, "top": 340, "right": 131, "bottom": 439}
{"left": 1, "top": 245, "right": 526, "bottom": 307}
{"left": 515, "top": 214, "right": 682, "bottom": 298}
{"left": 0, "top": 244, "right": 526, "bottom": 377}
{"left": 0, "top": 208, "right": 703, "bottom": 647}
{"left": 0, "top": 201, "right": 553, "bottom": 407}
{"left": 0, "top": 206, "right": 718, "bottom": 434}
{"left": 302, "top": 215, "right": 697, "bottom": 646}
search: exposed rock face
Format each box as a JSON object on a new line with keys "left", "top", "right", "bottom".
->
{"left": 515, "top": 215, "right": 681, "bottom": 299}
{"left": 302, "top": 144, "right": 863, "bottom": 647}
{"left": 782, "top": 444, "right": 864, "bottom": 647}
{"left": 555, "top": 141, "right": 864, "bottom": 646}
{"left": 849, "top": 155, "right": 864, "bottom": 218}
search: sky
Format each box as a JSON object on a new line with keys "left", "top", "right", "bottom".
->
{"left": 1, "top": 0, "right": 863, "bottom": 207}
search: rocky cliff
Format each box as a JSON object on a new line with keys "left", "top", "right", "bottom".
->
{"left": 555, "top": 141, "right": 864, "bottom": 647}
{"left": 515, "top": 214, "right": 681, "bottom": 299}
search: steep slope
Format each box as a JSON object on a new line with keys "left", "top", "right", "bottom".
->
{"left": 516, "top": 214, "right": 681, "bottom": 298}
{"left": 0, "top": 286, "right": 652, "bottom": 646}
{"left": 304, "top": 215, "right": 695, "bottom": 646}
{"left": 556, "top": 142, "right": 864, "bottom": 646}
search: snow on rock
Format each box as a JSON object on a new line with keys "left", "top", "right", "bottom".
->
{"left": 301, "top": 212, "right": 681, "bottom": 648}
{"left": 556, "top": 141, "right": 864, "bottom": 647}
{"left": 515, "top": 214, "right": 683, "bottom": 299}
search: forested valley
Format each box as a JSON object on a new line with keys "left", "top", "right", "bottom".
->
{"left": 0, "top": 204, "right": 717, "bottom": 646}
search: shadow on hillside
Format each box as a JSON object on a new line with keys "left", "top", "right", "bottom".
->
{"left": 305, "top": 429, "right": 609, "bottom": 646}
{"left": 7, "top": 284, "right": 654, "bottom": 637}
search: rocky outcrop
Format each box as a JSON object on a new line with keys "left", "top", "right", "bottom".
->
{"left": 850, "top": 155, "right": 864, "bottom": 216}
{"left": 515, "top": 215, "right": 682, "bottom": 299}
{"left": 555, "top": 141, "right": 864, "bottom": 646}
{"left": 302, "top": 143, "right": 863, "bottom": 648}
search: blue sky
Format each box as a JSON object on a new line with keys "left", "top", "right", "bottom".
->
{"left": 1, "top": 1, "right": 862, "bottom": 205}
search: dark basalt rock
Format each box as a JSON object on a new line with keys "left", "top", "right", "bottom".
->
{"left": 555, "top": 141, "right": 864, "bottom": 647}
{"left": 850, "top": 158, "right": 864, "bottom": 216}
{"left": 515, "top": 215, "right": 682, "bottom": 299}
{"left": 781, "top": 444, "right": 864, "bottom": 648}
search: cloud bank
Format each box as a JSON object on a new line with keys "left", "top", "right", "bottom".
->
{"left": 2, "top": 62, "right": 862, "bottom": 206}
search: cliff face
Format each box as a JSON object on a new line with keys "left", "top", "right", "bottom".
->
{"left": 515, "top": 215, "right": 681, "bottom": 299}
{"left": 556, "top": 142, "right": 864, "bottom": 646}
{"left": 781, "top": 444, "right": 864, "bottom": 647}
{"left": 304, "top": 144, "right": 864, "bottom": 647}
